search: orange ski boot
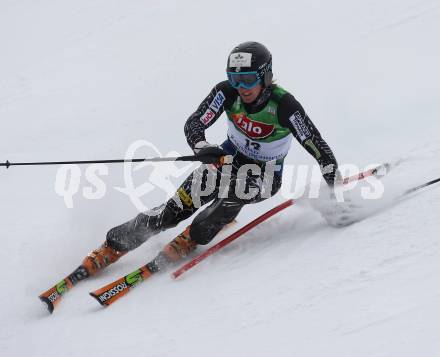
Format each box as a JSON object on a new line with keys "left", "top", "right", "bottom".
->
{"left": 81, "top": 242, "right": 127, "bottom": 276}
{"left": 39, "top": 242, "right": 127, "bottom": 313}
{"left": 162, "top": 226, "right": 197, "bottom": 262}
{"left": 149, "top": 226, "right": 197, "bottom": 271}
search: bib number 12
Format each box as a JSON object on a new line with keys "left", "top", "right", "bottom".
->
{"left": 245, "top": 139, "right": 261, "bottom": 151}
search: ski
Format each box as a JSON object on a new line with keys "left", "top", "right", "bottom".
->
{"left": 38, "top": 221, "right": 237, "bottom": 313}
{"left": 403, "top": 176, "right": 440, "bottom": 196}
{"left": 39, "top": 278, "right": 73, "bottom": 314}
{"left": 89, "top": 266, "right": 153, "bottom": 307}
{"left": 39, "top": 265, "right": 90, "bottom": 313}
{"left": 88, "top": 221, "right": 237, "bottom": 308}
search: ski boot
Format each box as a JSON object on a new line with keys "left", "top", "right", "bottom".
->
{"left": 39, "top": 242, "right": 126, "bottom": 313}
{"left": 81, "top": 242, "right": 127, "bottom": 276}
{"left": 89, "top": 227, "right": 198, "bottom": 306}
{"left": 148, "top": 226, "right": 197, "bottom": 272}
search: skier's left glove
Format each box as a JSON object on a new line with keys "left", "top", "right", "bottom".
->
{"left": 193, "top": 141, "right": 233, "bottom": 166}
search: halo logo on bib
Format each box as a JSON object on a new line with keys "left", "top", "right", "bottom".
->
{"left": 231, "top": 113, "right": 275, "bottom": 139}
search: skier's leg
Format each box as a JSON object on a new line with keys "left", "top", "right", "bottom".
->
{"left": 144, "top": 198, "right": 243, "bottom": 271}
{"left": 80, "top": 166, "right": 219, "bottom": 276}
{"left": 186, "top": 165, "right": 284, "bottom": 246}
{"left": 80, "top": 202, "right": 192, "bottom": 276}
{"left": 104, "top": 164, "right": 221, "bottom": 252}
{"left": 190, "top": 197, "right": 244, "bottom": 244}
{"left": 147, "top": 170, "right": 283, "bottom": 271}
{"left": 105, "top": 201, "right": 191, "bottom": 252}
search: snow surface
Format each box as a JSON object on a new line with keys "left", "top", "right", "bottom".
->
{"left": 1, "top": 1, "right": 440, "bottom": 356}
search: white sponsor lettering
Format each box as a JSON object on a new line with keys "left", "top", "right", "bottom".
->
{"left": 289, "top": 111, "right": 311, "bottom": 142}
{"left": 236, "top": 116, "right": 264, "bottom": 135}
{"left": 48, "top": 291, "right": 59, "bottom": 303}
{"left": 229, "top": 52, "right": 252, "bottom": 68}
{"left": 99, "top": 282, "right": 128, "bottom": 302}
{"left": 200, "top": 109, "right": 215, "bottom": 125}
{"left": 199, "top": 91, "right": 225, "bottom": 125}
{"left": 210, "top": 91, "right": 225, "bottom": 113}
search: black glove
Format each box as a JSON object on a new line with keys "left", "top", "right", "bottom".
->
{"left": 193, "top": 141, "right": 232, "bottom": 165}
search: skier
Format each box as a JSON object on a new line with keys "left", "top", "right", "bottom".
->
{"left": 50, "top": 42, "right": 339, "bottom": 290}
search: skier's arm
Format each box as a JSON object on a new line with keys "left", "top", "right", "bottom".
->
{"left": 184, "top": 81, "right": 236, "bottom": 151}
{"left": 278, "top": 93, "right": 338, "bottom": 186}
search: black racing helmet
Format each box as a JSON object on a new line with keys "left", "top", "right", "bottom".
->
{"left": 226, "top": 41, "right": 273, "bottom": 87}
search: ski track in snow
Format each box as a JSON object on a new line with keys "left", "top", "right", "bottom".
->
{"left": 1, "top": 1, "right": 440, "bottom": 357}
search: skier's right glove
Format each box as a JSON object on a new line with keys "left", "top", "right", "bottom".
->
{"left": 193, "top": 141, "right": 233, "bottom": 166}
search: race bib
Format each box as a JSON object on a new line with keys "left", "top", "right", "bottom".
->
{"left": 227, "top": 121, "right": 292, "bottom": 161}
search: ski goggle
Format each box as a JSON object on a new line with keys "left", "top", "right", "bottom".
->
{"left": 227, "top": 71, "right": 261, "bottom": 89}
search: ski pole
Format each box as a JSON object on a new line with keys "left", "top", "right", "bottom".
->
{"left": 0, "top": 153, "right": 227, "bottom": 169}
{"left": 171, "top": 162, "right": 393, "bottom": 279}
{"left": 403, "top": 177, "right": 440, "bottom": 196}
{"left": 172, "top": 199, "right": 295, "bottom": 279}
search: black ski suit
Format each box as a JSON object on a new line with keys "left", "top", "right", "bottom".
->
{"left": 106, "top": 82, "right": 338, "bottom": 252}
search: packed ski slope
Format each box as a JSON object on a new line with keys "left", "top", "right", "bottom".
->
{"left": 1, "top": 1, "right": 440, "bottom": 356}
